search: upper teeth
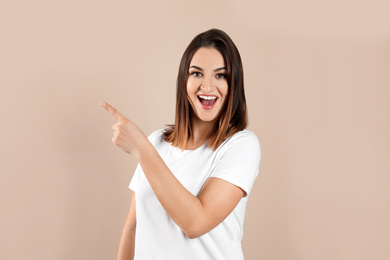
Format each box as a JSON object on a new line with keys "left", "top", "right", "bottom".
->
{"left": 199, "top": 95, "right": 217, "bottom": 100}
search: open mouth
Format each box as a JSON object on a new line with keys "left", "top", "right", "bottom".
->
{"left": 198, "top": 95, "right": 218, "bottom": 108}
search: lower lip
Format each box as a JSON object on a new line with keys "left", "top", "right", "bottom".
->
{"left": 197, "top": 97, "right": 218, "bottom": 110}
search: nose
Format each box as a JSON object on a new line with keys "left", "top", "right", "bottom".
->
{"left": 200, "top": 76, "right": 215, "bottom": 93}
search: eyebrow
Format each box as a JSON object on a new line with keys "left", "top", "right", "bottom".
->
{"left": 189, "top": 65, "right": 227, "bottom": 72}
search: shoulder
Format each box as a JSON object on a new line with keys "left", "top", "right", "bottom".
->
{"left": 146, "top": 128, "right": 171, "bottom": 146}
{"left": 147, "top": 129, "right": 164, "bottom": 141}
{"left": 225, "top": 130, "right": 260, "bottom": 151}
{"left": 216, "top": 130, "right": 261, "bottom": 163}
{"left": 213, "top": 129, "right": 261, "bottom": 158}
{"left": 228, "top": 129, "right": 259, "bottom": 143}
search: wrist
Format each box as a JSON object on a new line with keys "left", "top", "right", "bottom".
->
{"left": 134, "top": 137, "right": 153, "bottom": 162}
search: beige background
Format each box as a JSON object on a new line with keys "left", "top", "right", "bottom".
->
{"left": 1, "top": 0, "right": 389, "bottom": 259}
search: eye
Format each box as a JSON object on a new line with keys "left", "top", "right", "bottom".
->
{"left": 190, "top": 71, "right": 202, "bottom": 77}
{"left": 216, "top": 73, "right": 227, "bottom": 79}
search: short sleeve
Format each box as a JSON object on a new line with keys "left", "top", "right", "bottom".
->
{"left": 209, "top": 130, "right": 261, "bottom": 197}
{"left": 128, "top": 129, "right": 164, "bottom": 191}
{"left": 129, "top": 164, "right": 141, "bottom": 191}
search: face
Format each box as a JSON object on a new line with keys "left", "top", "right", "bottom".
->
{"left": 186, "top": 47, "right": 229, "bottom": 124}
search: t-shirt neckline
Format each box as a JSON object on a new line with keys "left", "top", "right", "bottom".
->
{"left": 171, "top": 141, "right": 209, "bottom": 154}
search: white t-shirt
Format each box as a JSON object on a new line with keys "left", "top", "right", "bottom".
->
{"left": 129, "top": 128, "right": 261, "bottom": 260}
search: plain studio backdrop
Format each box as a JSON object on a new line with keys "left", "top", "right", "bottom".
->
{"left": 1, "top": 0, "right": 389, "bottom": 259}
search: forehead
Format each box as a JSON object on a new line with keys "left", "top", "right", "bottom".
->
{"left": 189, "top": 47, "right": 225, "bottom": 68}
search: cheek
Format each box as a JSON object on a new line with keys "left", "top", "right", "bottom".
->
{"left": 220, "top": 82, "right": 229, "bottom": 97}
{"left": 186, "top": 79, "right": 197, "bottom": 96}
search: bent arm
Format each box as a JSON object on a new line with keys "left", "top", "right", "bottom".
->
{"left": 100, "top": 102, "right": 251, "bottom": 239}
{"left": 136, "top": 141, "right": 245, "bottom": 239}
{"left": 117, "top": 192, "right": 136, "bottom": 259}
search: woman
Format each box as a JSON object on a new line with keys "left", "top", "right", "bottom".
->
{"left": 101, "top": 28, "right": 261, "bottom": 259}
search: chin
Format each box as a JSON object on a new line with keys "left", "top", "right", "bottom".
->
{"left": 197, "top": 114, "right": 219, "bottom": 123}
{"left": 191, "top": 107, "right": 221, "bottom": 124}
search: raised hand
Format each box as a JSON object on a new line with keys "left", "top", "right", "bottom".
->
{"left": 100, "top": 101, "right": 148, "bottom": 158}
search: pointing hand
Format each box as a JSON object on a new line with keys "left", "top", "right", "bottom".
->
{"left": 101, "top": 101, "right": 148, "bottom": 158}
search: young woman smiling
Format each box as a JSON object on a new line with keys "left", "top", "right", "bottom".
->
{"left": 101, "top": 29, "right": 261, "bottom": 260}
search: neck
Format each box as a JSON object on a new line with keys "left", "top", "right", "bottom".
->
{"left": 187, "top": 115, "right": 218, "bottom": 149}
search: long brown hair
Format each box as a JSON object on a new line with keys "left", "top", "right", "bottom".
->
{"left": 163, "top": 28, "right": 247, "bottom": 150}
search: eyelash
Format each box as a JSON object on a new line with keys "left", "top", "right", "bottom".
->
{"left": 190, "top": 72, "right": 227, "bottom": 79}
{"left": 216, "top": 73, "right": 226, "bottom": 79}
{"left": 190, "top": 72, "right": 202, "bottom": 77}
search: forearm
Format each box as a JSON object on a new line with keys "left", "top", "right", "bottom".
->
{"left": 136, "top": 142, "right": 204, "bottom": 237}
{"left": 117, "top": 228, "right": 135, "bottom": 260}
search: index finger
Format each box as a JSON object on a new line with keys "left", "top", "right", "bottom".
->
{"left": 100, "top": 101, "right": 125, "bottom": 121}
